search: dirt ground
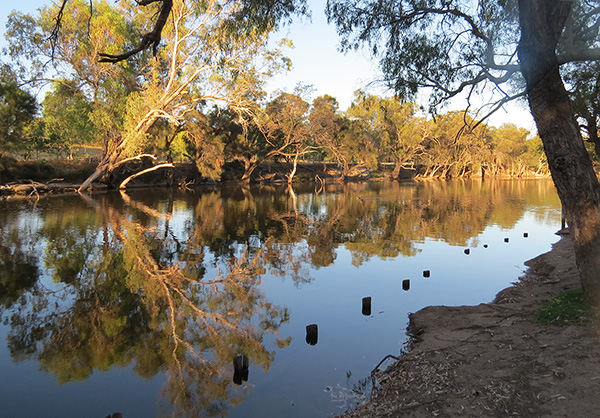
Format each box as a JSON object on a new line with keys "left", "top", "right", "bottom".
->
{"left": 339, "top": 234, "right": 600, "bottom": 418}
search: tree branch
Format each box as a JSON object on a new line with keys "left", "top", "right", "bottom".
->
{"left": 118, "top": 163, "right": 174, "bottom": 188}
{"left": 558, "top": 47, "right": 600, "bottom": 64}
{"left": 49, "top": 0, "right": 69, "bottom": 59}
{"left": 98, "top": 0, "right": 173, "bottom": 63}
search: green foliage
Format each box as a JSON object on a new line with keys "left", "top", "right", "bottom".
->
{"left": 178, "top": 110, "right": 226, "bottom": 180}
{"left": 43, "top": 80, "right": 95, "bottom": 157}
{"left": 2, "top": 0, "right": 550, "bottom": 183}
{"left": 564, "top": 61, "right": 600, "bottom": 159}
{"left": 261, "top": 91, "right": 312, "bottom": 156}
{"left": 326, "top": 0, "right": 521, "bottom": 112}
{"left": 6, "top": 0, "right": 139, "bottom": 151}
{"left": 0, "top": 73, "right": 38, "bottom": 156}
{"left": 536, "top": 288, "right": 594, "bottom": 325}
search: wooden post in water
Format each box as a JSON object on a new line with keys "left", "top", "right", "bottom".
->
{"left": 306, "top": 324, "right": 318, "bottom": 346}
{"left": 233, "top": 355, "right": 249, "bottom": 385}
{"left": 362, "top": 297, "right": 372, "bottom": 316}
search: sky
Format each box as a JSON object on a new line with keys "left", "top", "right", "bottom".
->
{"left": 0, "top": 0, "right": 535, "bottom": 130}
{"left": 266, "top": 0, "right": 384, "bottom": 110}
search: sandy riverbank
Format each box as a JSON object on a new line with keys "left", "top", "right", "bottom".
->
{"left": 339, "top": 234, "right": 600, "bottom": 417}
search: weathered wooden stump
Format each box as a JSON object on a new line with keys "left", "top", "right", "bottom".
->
{"left": 233, "top": 354, "right": 249, "bottom": 384}
{"left": 362, "top": 297, "right": 372, "bottom": 316}
{"left": 306, "top": 324, "right": 318, "bottom": 345}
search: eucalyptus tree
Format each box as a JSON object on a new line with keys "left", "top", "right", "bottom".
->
{"left": 206, "top": 106, "right": 264, "bottom": 181}
{"left": 13, "top": 0, "right": 305, "bottom": 188}
{"left": 381, "top": 101, "right": 428, "bottom": 180}
{"left": 72, "top": 0, "right": 299, "bottom": 190}
{"left": 309, "top": 95, "right": 349, "bottom": 174}
{"left": 345, "top": 92, "right": 386, "bottom": 171}
{"left": 419, "top": 111, "right": 487, "bottom": 178}
{"left": 349, "top": 93, "right": 427, "bottom": 179}
{"left": 255, "top": 91, "right": 314, "bottom": 183}
{"left": 563, "top": 61, "right": 600, "bottom": 159}
{"left": 173, "top": 109, "right": 226, "bottom": 180}
{"left": 327, "top": 0, "right": 600, "bottom": 304}
{"left": 6, "top": 0, "right": 138, "bottom": 154}
{"left": 487, "top": 123, "right": 532, "bottom": 177}
{"left": 46, "top": 0, "right": 308, "bottom": 65}
{"left": 0, "top": 71, "right": 38, "bottom": 157}
{"left": 42, "top": 80, "right": 95, "bottom": 159}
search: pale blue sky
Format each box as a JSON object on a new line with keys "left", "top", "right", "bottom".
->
{"left": 1, "top": 0, "right": 534, "bottom": 128}
{"left": 267, "top": 0, "right": 384, "bottom": 109}
{"left": 0, "top": 0, "right": 381, "bottom": 110}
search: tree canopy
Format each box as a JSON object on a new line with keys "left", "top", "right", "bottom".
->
{"left": 326, "top": 0, "right": 600, "bottom": 305}
{"left": 0, "top": 71, "right": 38, "bottom": 156}
{"left": 50, "top": 0, "right": 308, "bottom": 63}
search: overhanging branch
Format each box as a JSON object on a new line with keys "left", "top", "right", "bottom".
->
{"left": 558, "top": 48, "right": 600, "bottom": 64}
{"left": 98, "top": 0, "right": 173, "bottom": 63}
{"left": 119, "top": 163, "right": 174, "bottom": 188}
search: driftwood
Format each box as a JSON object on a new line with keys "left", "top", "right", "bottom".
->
{"left": 1, "top": 179, "right": 57, "bottom": 198}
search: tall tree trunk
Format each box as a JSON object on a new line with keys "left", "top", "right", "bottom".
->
{"left": 390, "top": 156, "right": 404, "bottom": 180}
{"left": 78, "top": 153, "right": 118, "bottom": 192}
{"left": 518, "top": 0, "right": 600, "bottom": 305}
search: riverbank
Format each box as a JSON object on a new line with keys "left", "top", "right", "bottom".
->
{"left": 339, "top": 234, "right": 600, "bottom": 417}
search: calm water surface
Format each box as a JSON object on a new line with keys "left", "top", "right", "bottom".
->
{"left": 0, "top": 179, "right": 561, "bottom": 418}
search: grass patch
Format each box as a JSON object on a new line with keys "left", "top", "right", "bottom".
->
{"left": 536, "top": 288, "right": 594, "bottom": 325}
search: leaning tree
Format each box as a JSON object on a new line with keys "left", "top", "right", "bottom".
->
{"left": 326, "top": 0, "right": 600, "bottom": 305}
{"left": 43, "top": 0, "right": 308, "bottom": 190}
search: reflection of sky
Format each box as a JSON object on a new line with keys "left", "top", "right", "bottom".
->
{"left": 0, "top": 183, "right": 563, "bottom": 418}
{"left": 253, "top": 209, "right": 561, "bottom": 417}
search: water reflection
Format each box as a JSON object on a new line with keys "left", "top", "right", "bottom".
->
{"left": 1, "top": 194, "right": 291, "bottom": 417}
{"left": 0, "top": 179, "right": 561, "bottom": 417}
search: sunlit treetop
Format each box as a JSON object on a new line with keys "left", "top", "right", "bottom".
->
{"left": 50, "top": 0, "right": 309, "bottom": 63}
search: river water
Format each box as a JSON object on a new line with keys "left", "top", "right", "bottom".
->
{"left": 0, "top": 179, "right": 561, "bottom": 418}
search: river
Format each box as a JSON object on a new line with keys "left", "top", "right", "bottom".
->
{"left": 0, "top": 179, "right": 561, "bottom": 418}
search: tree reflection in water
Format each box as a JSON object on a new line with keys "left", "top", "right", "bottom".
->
{"left": 0, "top": 179, "right": 560, "bottom": 417}
{"left": 2, "top": 193, "right": 291, "bottom": 418}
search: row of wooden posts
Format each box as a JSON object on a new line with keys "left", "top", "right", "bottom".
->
{"left": 232, "top": 232, "right": 530, "bottom": 384}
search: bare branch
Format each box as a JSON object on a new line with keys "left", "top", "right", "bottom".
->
{"left": 558, "top": 48, "right": 600, "bottom": 64}
{"left": 113, "top": 153, "right": 157, "bottom": 169}
{"left": 392, "top": 7, "right": 514, "bottom": 70}
{"left": 98, "top": 0, "right": 173, "bottom": 63}
{"left": 49, "top": 0, "right": 69, "bottom": 60}
{"left": 471, "top": 91, "right": 528, "bottom": 131}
